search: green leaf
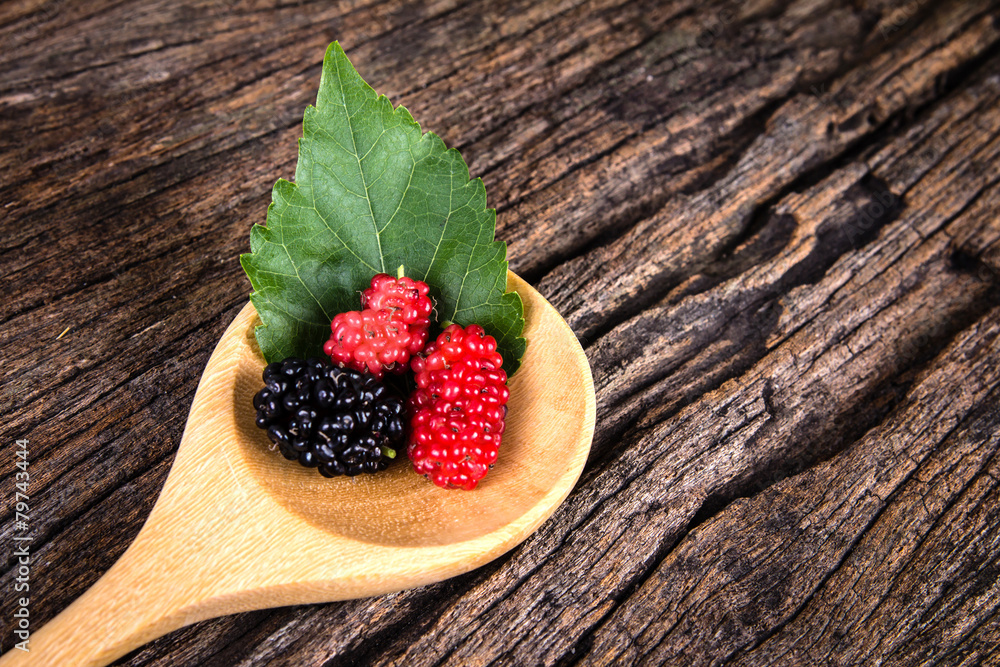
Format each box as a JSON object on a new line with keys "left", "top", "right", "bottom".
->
{"left": 240, "top": 42, "right": 526, "bottom": 376}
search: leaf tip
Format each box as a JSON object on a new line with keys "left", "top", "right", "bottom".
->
{"left": 324, "top": 40, "right": 347, "bottom": 65}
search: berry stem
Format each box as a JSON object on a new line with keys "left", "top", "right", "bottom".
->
{"left": 380, "top": 445, "right": 397, "bottom": 459}
{"left": 397, "top": 264, "right": 405, "bottom": 279}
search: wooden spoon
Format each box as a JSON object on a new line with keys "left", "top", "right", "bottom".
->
{"left": 1, "top": 272, "right": 595, "bottom": 667}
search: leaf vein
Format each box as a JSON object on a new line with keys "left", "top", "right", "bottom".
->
{"left": 337, "top": 60, "right": 386, "bottom": 273}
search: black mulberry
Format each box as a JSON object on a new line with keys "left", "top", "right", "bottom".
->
{"left": 253, "top": 357, "right": 405, "bottom": 477}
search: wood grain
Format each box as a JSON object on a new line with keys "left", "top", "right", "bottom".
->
{"left": 2, "top": 0, "right": 999, "bottom": 664}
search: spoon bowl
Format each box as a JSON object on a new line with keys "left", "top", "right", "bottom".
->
{"left": 2, "top": 272, "right": 595, "bottom": 667}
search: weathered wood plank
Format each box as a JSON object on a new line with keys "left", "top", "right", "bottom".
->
{"left": 1, "top": 0, "right": 998, "bottom": 664}
{"left": 583, "top": 312, "right": 1000, "bottom": 666}
{"left": 592, "top": 51, "right": 1000, "bottom": 448}
{"left": 539, "top": 0, "right": 1000, "bottom": 339}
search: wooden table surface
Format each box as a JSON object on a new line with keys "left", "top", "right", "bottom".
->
{"left": 3, "top": 0, "right": 1000, "bottom": 665}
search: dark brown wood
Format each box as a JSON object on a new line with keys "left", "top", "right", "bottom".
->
{"left": 2, "top": 0, "right": 999, "bottom": 665}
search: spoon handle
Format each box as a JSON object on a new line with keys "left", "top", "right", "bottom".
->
{"left": 0, "top": 524, "right": 203, "bottom": 667}
{"left": 0, "top": 352, "right": 268, "bottom": 665}
{"left": 0, "top": 305, "right": 326, "bottom": 666}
